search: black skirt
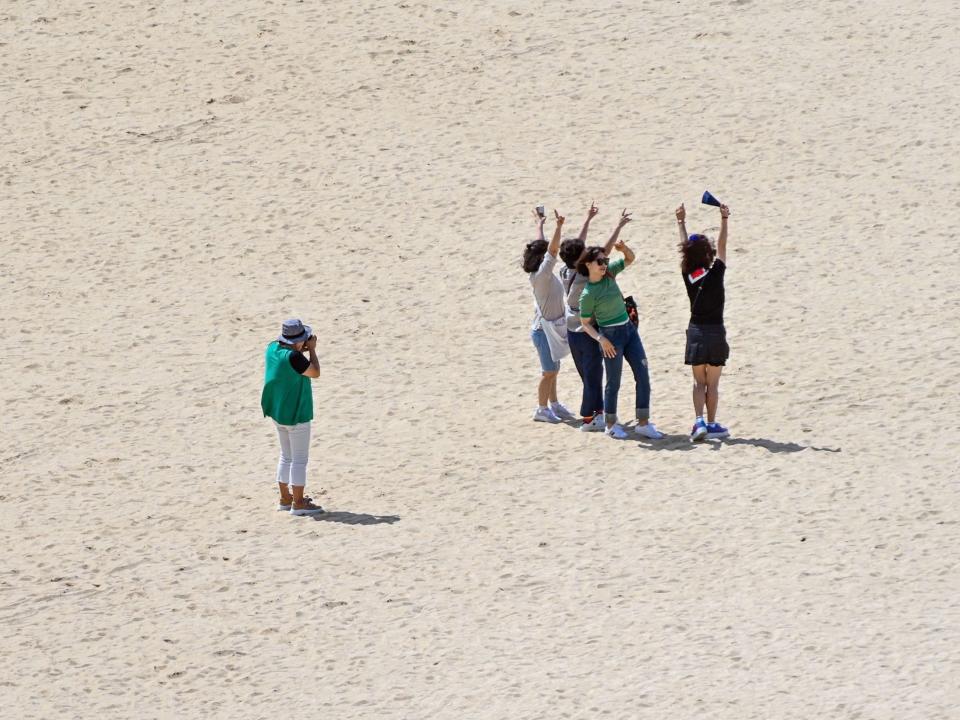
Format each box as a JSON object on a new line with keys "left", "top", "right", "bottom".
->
{"left": 685, "top": 323, "right": 729, "bottom": 366}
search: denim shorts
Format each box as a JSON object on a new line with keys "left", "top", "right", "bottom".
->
{"left": 531, "top": 326, "right": 560, "bottom": 372}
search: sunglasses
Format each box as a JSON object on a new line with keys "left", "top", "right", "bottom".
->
{"left": 687, "top": 234, "right": 706, "bottom": 244}
{"left": 593, "top": 257, "right": 609, "bottom": 266}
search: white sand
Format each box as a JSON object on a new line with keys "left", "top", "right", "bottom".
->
{"left": 2, "top": 1, "right": 959, "bottom": 717}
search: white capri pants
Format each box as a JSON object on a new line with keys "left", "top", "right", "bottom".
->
{"left": 274, "top": 421, "right": 311, "bottom": 487}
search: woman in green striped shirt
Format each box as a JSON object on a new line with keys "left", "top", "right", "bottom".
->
{"left": 578, "top": 240, "right": 663, "bottom": 440}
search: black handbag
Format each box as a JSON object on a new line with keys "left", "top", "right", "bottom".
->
{"left": 623, "top": 295, "right": 640, "bottom": 327}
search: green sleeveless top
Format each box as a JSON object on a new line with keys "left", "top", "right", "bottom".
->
{"left": 261, "top": 341, "right": 313, "bottom": 425}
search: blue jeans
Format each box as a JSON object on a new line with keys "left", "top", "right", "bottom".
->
{"left": 530, "top": 326, "right": 560, "bottom": 372}
{"left": 600, "top": 323, "right": 650, "bottom": 424}
{"left": 568, "top": 330, "right": 604, "bottom": 418}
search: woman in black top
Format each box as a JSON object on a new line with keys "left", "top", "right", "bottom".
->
{"left": 676, "top": 202, "right": 731, "bottom": 442}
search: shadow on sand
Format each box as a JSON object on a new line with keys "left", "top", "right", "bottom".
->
{"left": 558, "top": 418, "right": 840, "bottom": 454}
{"left": 706, "top": 436, "right": 841, "bottom": 453}
{"left": 310, "top": 510, "right": 400, "bottom": 525}
{"left": 632, "top": 434, "right": 841, "bottom": 453}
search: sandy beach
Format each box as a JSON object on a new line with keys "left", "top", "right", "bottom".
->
{"left": 2, "top": 0, "right": 959, "bottom": 717}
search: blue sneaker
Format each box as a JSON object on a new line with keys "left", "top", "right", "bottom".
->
{"left": 690, "top": 418, "right": 708, "bottom": 442}
{"left": 706, "top": 422, "right": 729, "bottom": 439}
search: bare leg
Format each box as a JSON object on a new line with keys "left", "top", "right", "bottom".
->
{"left": 292, "top": 485, "right": 306, "bottom": 507}
{"left": 691, "top": 365, "right": 708, "bottom": 417}
{"left": 292, "top": 485, "right": 318, "bottom": 510}
{"left": 549, "top": 373, "right": 559, "bottom": 403}
{"left": 291, "top": 486, "right": 324, "bottom": 513}
{"left": 705, "top": 365, "right": 723, "bottom": 422}
{"left": 538, "top": 370, "right": 558, "bottom": 406}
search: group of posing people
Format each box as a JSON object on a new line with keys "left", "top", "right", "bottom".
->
{"left": 524, "top": 200, "right": 731, "bottom": 442}
{"left": 258, "top": 200, "right": 730, "bottom": 515}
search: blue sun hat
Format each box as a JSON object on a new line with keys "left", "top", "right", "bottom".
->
{"left": 278, "top": 318, "right": 312, "bottom": 344}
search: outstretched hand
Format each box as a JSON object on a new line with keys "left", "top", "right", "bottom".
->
{"left": 618, "top": 208, "right": 632, "bottom": 228}
{"left": 532, "top": 208, "right": 545, "bottom": 225}
{"left": 719, "top": 204, "right": 731, "bottom": 219}
{"left": 587, "top": 201, "right": 599, "bottom": 220}
{"left": 675, "top": 204, "right": 686, "bottom": 223}
{"left": 554, "top": 209, "right": 565, "bottom": 226}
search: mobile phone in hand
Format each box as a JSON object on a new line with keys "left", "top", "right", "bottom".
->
{"left": 536, "top": 205, "right": 545, "bottom": 218}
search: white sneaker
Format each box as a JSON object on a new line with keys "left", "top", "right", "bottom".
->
{"left": 550, "top": 402, "right": 576, "bottom": 420}
{"left": 532, "top": 407, "right": 561, "bottom": 423}
{"left": 580, "top": 414, "right": 606, "bottom": 432}
{"left": 604, "top": 424, "right": 628, "bottom": 439}
{"left": 635, "top": 422, "right": 664, "bottom": 440}
{"left": 290, "top": 502, "right": 325, "bottom": 516}
{"left": 690, "top": 418, "right": 708, "bottom": 442}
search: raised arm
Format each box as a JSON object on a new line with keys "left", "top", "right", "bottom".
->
{"left": 675, "top": 203, "right": 688, "bottom": 245}
{"left": 532, "top": 207, "right": 546, "bottom": 242}
{"left": 548, "top": 209, "right": 564, "bottom": 257}
{"left": 717, "top": 204, "right": 730, "bottom": 264}
{"left": 616, "top": 238, "right": 636, "bottom": 267}
{"left": 603, "top": 209, "right": 632, "bottom": 254}
{"left": 302, "top": 335, "right": 321, "bottom": 378}
{"left": 578, "top": 201, "right": 599, "bottom": 242}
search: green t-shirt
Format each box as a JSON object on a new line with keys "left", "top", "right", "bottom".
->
{"left": 579, "top": 258, "right": 629, "bottom": 327}
{"left": 261, "top": 341, "right": 314, "bottom": 425}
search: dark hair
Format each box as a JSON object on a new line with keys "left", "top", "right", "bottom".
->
{"left": 679, "top": 233, "right": 716, "bottom": 276}
{"left": 559, "top": 238, "right": 584, "bottom": 270}
{"left": 522, "top": 239, "right": 549, "bottom": 273}
{"left": 577, "top": 246, "right": 607, "bottom": 276}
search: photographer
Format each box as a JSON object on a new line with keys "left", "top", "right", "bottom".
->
{"left": 261, "top": 318, "right": 324, "bottom": 515}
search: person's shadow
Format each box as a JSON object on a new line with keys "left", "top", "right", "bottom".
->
{"left": 634, "top": 434, "right": 841, "bottom": 453}
{"left": 311, "top": 510, "right": 400, "bottom": 525}
{"left": 637, "top": 433, "right": 698, "bottom": 451}
{"left": 709, "top": 437, "right": 841, "bottom": 453}
{"left": 559, "top": 418, "right": 840, "bottom": 454}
